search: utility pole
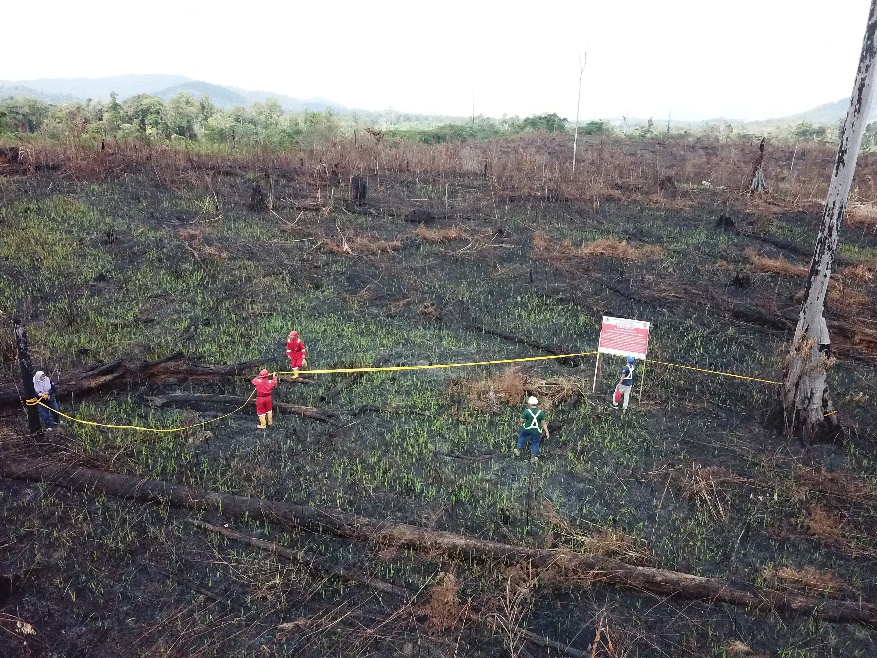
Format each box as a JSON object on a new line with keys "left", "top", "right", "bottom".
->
{"left": 472, "top": 89, "right": 475, "bottom": 126}
{"left": 15, "top": 322, "right": 42, "bottom": 434}
{"left": 572, "top": 49, "right": 589, "bottom": 175}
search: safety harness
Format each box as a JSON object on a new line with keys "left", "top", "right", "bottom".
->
{"left": 523, "top": 407, "right": 542, "bottom": 431}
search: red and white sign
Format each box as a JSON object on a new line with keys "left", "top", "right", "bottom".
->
{"left": 598, "top": 316, "right": 650, "bottom": 359}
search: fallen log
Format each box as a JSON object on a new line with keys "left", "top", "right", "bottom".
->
{"left": 0, "top": 354, "right": 312, "bottom": 408}
{"left": 469, "top": 324, "right": 584, "bottom": 366}
{"left": 516, "top": 628, "right": 588, "bottom": 658}
{"left": 189, "top": 519, "right": 412, "bottom": 598}
{"left": 319, "top": 372, "right": 366, "bottom": 403}
{"left": 144, "top": 393, "right": 337, "bottom": 422}
{"left": 3, "top": 457, "right": 876, "bottom": 629}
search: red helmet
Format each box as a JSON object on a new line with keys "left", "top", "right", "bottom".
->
{"left": 289, "top": 331, "right": 298, "bottom": 337}
{"left": 259, "top": 369, "right": 269, "bottom": 377}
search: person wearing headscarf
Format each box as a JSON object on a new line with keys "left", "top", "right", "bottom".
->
{"left": 33, "top": 370, "right": 61, "bottom": 430}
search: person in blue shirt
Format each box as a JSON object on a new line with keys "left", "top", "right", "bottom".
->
{"left": 612, "top": 356, "right": 636, "bottom": 411}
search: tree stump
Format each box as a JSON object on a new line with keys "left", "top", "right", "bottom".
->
{"left": 248, "top": 184, "right": 267, "bottom": 212}
{"left": 350, "top": 175, "right": 367, "bottom": 204}
{"left": 749, "top": 138, "right": 767, "bottom": 194}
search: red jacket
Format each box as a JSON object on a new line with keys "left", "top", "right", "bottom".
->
{"left": 286, "top": 338, "right": 306, "bottom": 359}
{"left": 251, "top": 375, "right": 277, "bottom": 397}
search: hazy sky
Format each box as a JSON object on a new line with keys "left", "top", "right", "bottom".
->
{"left": 3, "top": 0, "right": 873, "bottom": 121}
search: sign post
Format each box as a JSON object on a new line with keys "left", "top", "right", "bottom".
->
{"left": 593, "top": 316, "right": 651, "bottom": 393}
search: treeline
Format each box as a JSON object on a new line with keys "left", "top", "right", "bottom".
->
{"left": 0, "top": 93, "right": 336, "bottom": 150}
{"left": 0, "top": 92, "right": 611, "bottom": 150}
{"left": 385, "top": 114, "right": 609, "bottom": 143}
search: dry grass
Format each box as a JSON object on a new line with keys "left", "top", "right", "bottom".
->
{"left": 451, "top": 366, "right": 525, "bottom": 411}
{"left": 743, "top": 249, "right": 872, "bottom": 309}
{"left": 681, "top": 464, "right": 749, "bottom": 523}
{"left": 846, "top": 202, "right": 877, "bottom": 227}
{"left": 539, "top": 500, "right": 656, "bottom": 568}
{"left": 841, "top": 263, "right": 876, "bottom": 282}
{"left": 532, "top": 231, "right": 663, "bottom": 262}
{"left": 449, "top": 367, "right": 583, "bottom": 411}
{"left": 413, "top": 226, "right": 470, "bottom": 242}
{"left": 522, "top": 374, "right": 584, "bottom": 411}
{"left": 760, "top": 565, "right": 848, "bottom": 598}
{"left": 580, "top": 529, "right": 656, "bottom": 567}
{"left": 793, "top": 466, "right": 877, "bottom": 504}
{"left": 801, "top": 506, "right": 845, "bottom": 542}
{"left": 418, "top": 571, "right": 464, "bottom": 632}
{"left": 826, "top": 283, "right": 872, "bottom": 309}
{"left": 175, "top": 226, "right": 228, "bottom": 264}
{"left": 743, "top": 247, "right": 809, "bottom": 277}
{"left": 725, "top": 639, "right": 765, "bottom": 657}
{"left": 321, "top": 234, "right": 401, "bottom": 256}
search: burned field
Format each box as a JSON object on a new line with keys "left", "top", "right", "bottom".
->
{"left": 1, "top": 135, "right": 877, "bottom": 657}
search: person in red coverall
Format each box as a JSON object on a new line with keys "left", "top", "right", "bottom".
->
{"left": 251, "top": 369, "right": 277, "bottom": 429}
{"left": 286, "top": 331, "right": 307, "bottom": 374}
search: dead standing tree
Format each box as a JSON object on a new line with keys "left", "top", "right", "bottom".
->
{"left": 748, "top": 137, "right": 767, "bottom": 193}
{"left": 783, "top": 0, "right": 877, "bottom": 444}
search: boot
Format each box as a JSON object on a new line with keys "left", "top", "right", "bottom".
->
{"left": 257, "top": 414, "right": 267, "bottom": 429}
{"left": 266, "top": 410, "right": 273, "bottom": 426}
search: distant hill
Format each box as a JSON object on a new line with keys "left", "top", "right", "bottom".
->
{"left": 149, "top": 80, "right": 249, "bottom": 107}
{"left": 1, "top": 74, "right": 190, "bottom": 100}
{"left": 2, "top": 74, "right": 873, "bottom": 126}
{"left": 0, "top": 74, "right": 350, "bottom": 113}
{"left": 0, "top": 84, "right": 79, "bottom": 105}
{"left": 610, "top": 97, "right": 877, "bottom": 135}
{"left": 779, "top": 98, "right": 877, "bottom": 125}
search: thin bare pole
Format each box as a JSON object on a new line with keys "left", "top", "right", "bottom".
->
{"left": 572, "top": 49, "right": 589, "bottom": 175}
{"left": 591, "top": 351, "right": 600, "bottom": 393}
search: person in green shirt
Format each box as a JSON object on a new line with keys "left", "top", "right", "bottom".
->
{"left": 514, "top": 396, "right": 549, "bottom": 463}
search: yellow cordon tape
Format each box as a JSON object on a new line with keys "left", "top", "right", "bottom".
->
{"left": 24, "top": 350, "right": 836, "bottom": 431}
{"left": 634, "top": 360, "right": 836, "bottom": 418}
{"left": 277, "top": 352, "right": 598, "bottom": 376}
{"left": 643, "top": 359, "right": 782, "bottom": 385}
{"left": 26, "top": 390, "right": 256, "bottom": 433}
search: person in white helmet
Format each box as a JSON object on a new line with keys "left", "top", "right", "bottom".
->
{"left": 612, "top": 356, "right": 637, "bottom": 411}
{"left": 514, "top": 395, "right": 549, "bottom": 463}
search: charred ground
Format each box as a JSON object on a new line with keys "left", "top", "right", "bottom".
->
{"left": 1, "top": 134, "right": 877, "bottom": 657}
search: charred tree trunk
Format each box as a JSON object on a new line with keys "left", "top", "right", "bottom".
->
{"left": 189, "top": 519, "right": 412, "bottom": 597}
{"left": 4, "top": 457, "right": 877, "bottom": 629}
{"left": 144, "top": 393, "right": 337, "bottom": 422}
{"left": 783, "top": 1, "right": 877, "bottom": 443}
{"left": 14, "top": 324, "right": 42, "bottom": 434}
{"left": 470, "top": 324, "right": 585, "bottom": 366}
{"left": 748, "top": 138, "right": 766, "bottom": 193}
{"left": 350, "top": 175, "right": 367, "bottom": 204}
{"left": 248, "top": 183, "right": 268, "bottom": 211}
{"left": 0, "top": 352, "right": 279, "bottom": 409}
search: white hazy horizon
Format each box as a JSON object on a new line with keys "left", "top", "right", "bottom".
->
{"left": 2, "top": 0, "right": 872, "bottom": 122}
